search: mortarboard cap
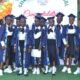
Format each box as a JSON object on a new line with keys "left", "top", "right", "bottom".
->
{"left": 15, "top": 17, "right": 20, "bottom": 20}
{"left": 5, "top": 15, "right": 11, "bottom": 20}
{"left": 36, "top": 13, "right": 42, "bottom": 17}
{"left": 35, "top": 16, "right": 41, "bottom": 20}
{"left": 10, "top": 15, "right": 15, "bottom": 19}
{"left": 47, "top": 16, "right": 54, "bottom": 20}
{"left": 19, "top": 15, "right": 27, "bottom": 20}
{"left": 40, "top": 17, "right": 46, "bottom": 21}
{"left": 56, "top": 12, "right": 64, "bottom": 17}
{"left": 68, "top": 14, "right": 76, "bottom": 18}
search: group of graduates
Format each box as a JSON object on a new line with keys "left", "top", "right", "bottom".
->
{"left": 0, "top": 12, "right": 80, "bottom": 76}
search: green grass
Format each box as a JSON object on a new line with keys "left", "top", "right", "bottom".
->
{"left": 0, "top": 66, "right": 80, "bottom": 80}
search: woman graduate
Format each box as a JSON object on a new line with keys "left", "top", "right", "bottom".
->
{"left": 0, "top": 19, "right": 6, "bottom": 76}
{"left": 12, "top": 15, "right": 31, "bottom": 76}
{"left": 31, "top": 16, "right": 42, "bottom": 75}
{"left": 73, "top": 18, "right": 80, "bottom": 75}
{"left": 62, "top": 14, "right": 79, "bottom": 74}
{"left": 55, "top": 12, "right": 65, "bottom": 59}
{"left": 3, "top": 15, "right": 15, "bottom": 74}
{"left": 12, "top": 16, "right": 21, "bottom": 72}
{"left": 40, "top": 16, "right": 48, "bottom": 74}
{"left": 47, "top": 16, "right": 59, "bottom": 75}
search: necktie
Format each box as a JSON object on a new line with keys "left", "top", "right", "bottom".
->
{"left": 35, "top": 29, "right": 40, "bottom": 34}
{"left": 48, "top": 29, "right": 53, "bottom": 33}
{"left": 69, "top": 25, "right": 73, "bottom": 29}
{"left": 8, "top": 26, "right": 13, "bottom": 32}
{"left": 19, "top": 27, "right": 24, "bottom": 33}
{"left": 57, "top": 25, "right": 61, "bottom": 30}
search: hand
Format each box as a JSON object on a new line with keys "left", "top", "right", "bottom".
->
{"left": 43, "top": 46, "right": 47, "bottom": 50}
{"left": 2, "top": 45, "right": 6, "bottom": 49}
{"left": 14, "top": 44, "right": 16, "bottom": 52}
{"left": 75, "top": 47, "right": 79, "bottom": 52}
{"left": 28, "top": 48, "right": 32, "bottom": 53}
{"left": 65, "top": 44, "right": 69, "bottom": 49}
{"left": 29, "top": 45, "right": 32, "bottom": 49}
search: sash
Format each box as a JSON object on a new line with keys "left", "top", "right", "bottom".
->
{"left": 18, "top": 27, "right": 28, "bottom": 67}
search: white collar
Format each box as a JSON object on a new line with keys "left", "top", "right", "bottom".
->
{"left": 42, "top": 26, "right": 45, "bottom": 29}
{"left": 35, "top": 26, "right": 41, "bottom": 30}
{"left": 57, "top": 23, "right": 62, "bottom": 25}
{"left": 69, "top": 24, "right": 75, "bottom": 26}
{"left": 20, "top": 26, "right": 26, "bottom": 28}
{"left": 49, "top": 26, "right": 55, "bottom": 29}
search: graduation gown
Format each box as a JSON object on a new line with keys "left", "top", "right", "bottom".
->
{"left": 0, "top": 24, "right": 15, "bottom": 63}
{"left": 30, "top": 24, "right": 42, "bottom": 64}
{"left": 62, "top": 24, "right": 79, "bottom": 58}
{"left": 12, "top": 25, "right": 31, "bottom": 68}
{"left": 47, "top": 26, "right": 60, "bottom": 66}
{"left": 5, "top": 24, "right": 16, "bottom": 65}
{"left": 0, "top": 25, "right": 6, "bottom": 63}
{"left": 56, "top": 24, "right": 65, "bottom": 59}
{"left": 41, "top": 25, "right": 48, "bottom": 65}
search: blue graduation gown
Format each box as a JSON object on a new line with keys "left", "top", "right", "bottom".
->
{"left": 47, "top": 26, "right": 60, "bottom": 66}
{"left": 30, "top": 24, "right": 42, "bottom": 65}
{"left": 41, "top": 26, "right": 48, "bottom": 65}
{"left": 62, "top": 25, "right": 79, "bottom": 58}
{"left": 78, "top": 27, "right": 80, "bottom": 57}
{"left": 4, "top": 24, "right": 16, "bottom": 65}
{"left": 12, "top": 25, "right": 31, "bottom": 68}
{"left": 30, "top": 24, "right": 41, "bottom": 48}
{"left": 0, "top": 24, "right": 16, "bottom": 63}
{"left": 56, "top": 25, "right": 65, "bottom": 59}
{"left": 0, "top": 25, "right": 6, "bottom": 63}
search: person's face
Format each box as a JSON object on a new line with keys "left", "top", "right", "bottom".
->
{"left": 35, "top": 19, "right": 40, "bottom": 26}
{"left": 40, "top": 19, "right": 45, "bottom": 27}
{"left": 48, "top": 19, "right": 54, "bottom": 27}
{"left": 16, "top": 20, "right": 20, "bottom": 26}
{"left": 20, "top": 19, "right": 26, "bottom": 27}
{"left": 10, "top": 19, "right": 14, "bottom": 25}
{"left": 56, "top": 16, "right": 63, "bottom": 24}
{"left": 5, "top": 18, "right": 12, "bottom": 25}
{"left": 69, "top": 17, "right": 75, "bottom": 24}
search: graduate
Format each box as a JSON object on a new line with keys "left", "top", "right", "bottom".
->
{"left": 12, "top": 15, "right": 31, "bottom": 75}
{"left": 3, "top": 15, "right": 15, "bottom": 74}
{"left": 31, "top": 16, "right": 42, "bottom": 75}
{"left": 73, "top": 18, "right": 80, "bottom": 75}
{"left": 12, "top": 16, "right": 21, "bottom": 72}
{"left": 47, "top": 16, "right": 59, "bottom": 75}
{"left": 55, "top": 12, "right": 65, "bottom": 59}
{"left": 62, "top": 14, "right": 79, "bottom": 74}
{"left": 0, "top": 19, "right": 6, "bottom": 76}
{"left": 40, "top": 16, "right": 48, "bottom": 74}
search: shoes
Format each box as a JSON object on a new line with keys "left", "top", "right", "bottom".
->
{"left": 67, "top": 68, "right": 72, "bottom": 74}
{"left": 52, "top": 66, "right": 56, "bottom": 75}
{"left": 4, "top": 66, "right": 12, "bottom": 73}
{"left": 0, "top": 69, "right": 3, "bottom": 76}
{"left": 73, "top": 67, "right": 80, "bottom": 75}
{"left": 23, "top": 68, "right": 28, "bottom": 76}
{"left": 62, "top": 66, "right": 67, "bottom": 72}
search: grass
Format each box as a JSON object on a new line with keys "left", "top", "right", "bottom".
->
{"left": 0, "top": 66, "right": 80, "bottom": 80}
